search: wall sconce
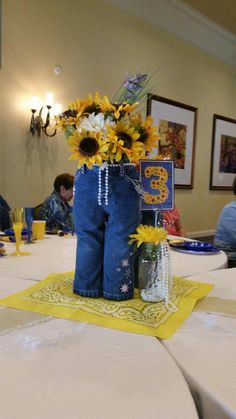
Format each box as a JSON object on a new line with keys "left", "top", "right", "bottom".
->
{"left": 29, "top": 93, "right": 62, "bottom": 137}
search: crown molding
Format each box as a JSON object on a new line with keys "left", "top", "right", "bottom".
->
{"left": 105, "top": 0, "right": 236, "bottom": 68}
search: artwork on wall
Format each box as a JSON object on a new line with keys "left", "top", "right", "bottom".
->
{"left": 147, "top": 94, "right": 197, "bottom": 189}
{"left": 0, "top": 0, "right": 1, "bottom": 68}
{"left": 210, "top": 114, "right": 236, "bottom": 190}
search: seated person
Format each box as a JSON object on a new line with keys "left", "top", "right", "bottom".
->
{"left": 40, "top": 173, "right": 74, "bottom": 231}
{"left": 214, "top": 176, "right": 236, "bottom": 268}
{"left": 0, "top": 195, "right": 11, "bottom": 231}
{"left": 142, "top": 206, "right": 185, "bottom": 236}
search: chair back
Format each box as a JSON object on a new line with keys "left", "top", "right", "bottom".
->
{"left": 33, "top": 203, "right": 43, "bottom": 220}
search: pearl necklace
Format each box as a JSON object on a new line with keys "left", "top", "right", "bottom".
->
{"left": 140, "top": 240, "right": 177, "bottom": 312}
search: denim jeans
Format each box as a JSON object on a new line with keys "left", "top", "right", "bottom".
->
{"left": 73, "top": 164, "right": 141, "bottom": 300}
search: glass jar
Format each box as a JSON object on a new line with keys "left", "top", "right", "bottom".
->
{"left": 138, "top": 242, "right": 169, "bottom": 302}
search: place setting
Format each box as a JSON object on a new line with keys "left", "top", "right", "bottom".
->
{"left": 168, "top": 239, "right": 220, "bottom": 255}
{"left": 0, "top": 207, "right": 47, "bottom": 257}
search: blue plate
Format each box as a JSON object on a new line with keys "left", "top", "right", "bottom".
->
{"left": 4, "top": 228, "right": 28, "bottom": 237}
{"left": 169, "top": 240, "right": 220, "bottom": 254}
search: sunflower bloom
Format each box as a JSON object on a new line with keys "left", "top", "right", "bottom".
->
{"left": 56, "top": 114, "right": 81, "bottom": 130}
{"left": 113, "top": 102, "right": 139, "bottom": 120}
{"left": 107, "top": 121, "right": 144, "bottom": 163}
{"left": 67, "top": 129, "right": 109, "bottom": 169}
{"left": 106, "top": 127, "right": 127, "bottom": 162}
{"left": 138, "top": 116, "right": 160, "bottom": 152}
{"left": 129, "top": 115, "right": 160, "bottom": 154}
{"left": 129, "top": 224, "right": 167, "bottom": 247}
{"left": 68, "top": 98, "right": 86, "bottom": 115}
{"left": 98, "top": 96, "right": 116, "bottom": 113}
{"left": 69, "top": 93, "right": 101, "bottom": 116}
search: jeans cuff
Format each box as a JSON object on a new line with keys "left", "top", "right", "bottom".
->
{"left": 103, "top": 290, "right": 134, "bottom": 301}
{"left": 73, "top": 287, "right": 102, "bottom": 298}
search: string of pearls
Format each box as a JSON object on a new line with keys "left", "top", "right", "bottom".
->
{"left": 98, "top": 168, "right": 102, "bottom": 206}
{"left": 104, "top": 165, "right": 109, "bottom": 205}
{"left": 97, "top": 163, "right": 109, "bottom": 206}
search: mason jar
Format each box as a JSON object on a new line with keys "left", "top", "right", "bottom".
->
{"left": 138, "top": 242, "right": 169, "bottom": 302}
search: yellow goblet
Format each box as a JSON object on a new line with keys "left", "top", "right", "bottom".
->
{"left": 10, "top": 208, "right": 30, "bottom": 256}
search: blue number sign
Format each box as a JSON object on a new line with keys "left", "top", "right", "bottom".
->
{"left": 140, "top": 160, "right": 174, "bottom": 211}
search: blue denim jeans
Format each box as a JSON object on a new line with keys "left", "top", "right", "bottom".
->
{"left": 73, "top": 164, "right": 141, "bottom": 300}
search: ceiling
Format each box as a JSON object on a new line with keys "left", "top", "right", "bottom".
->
{"left": 183, "top": 0, "right": 236, "bottom": 35}
{"left": 107, "top": 0, "right": 236, "bottom": 67}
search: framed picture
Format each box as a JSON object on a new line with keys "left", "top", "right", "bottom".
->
{"left": 210, "top": 114, "right": 236, "bottom": 190}
{"left": 147, "top": 94, "right": 197, "bottom": 189}
{"left": 0, "top": 0, "right": 1, "bottom": 68}
{"left": 140, "top": 159, "right": 174, "bottom": 211}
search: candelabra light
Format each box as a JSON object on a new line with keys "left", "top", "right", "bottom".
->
{"left": 29, "top": 93, "right": 62, "bottom": 137}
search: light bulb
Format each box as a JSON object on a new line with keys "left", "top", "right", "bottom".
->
{"left": 52, "top": 103, "right": 62, "bottom": 116}
{"left": 46, "top": 92, "right": 54, "bottom": 106}
{"left": 30, "top": 96, "right": 40, "bottom": 111}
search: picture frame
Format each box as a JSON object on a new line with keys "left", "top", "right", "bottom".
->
{"left": 210, "top": 114, "right": 236, "bottom": 190}
{"left": 140, "top": 159, "right": 174, "bottom": 211}
{"left": 147, "top": 94, "right": 197, "bottom": 189}
{"left": 0, "top": 0, "right": 1, "bottom": 68}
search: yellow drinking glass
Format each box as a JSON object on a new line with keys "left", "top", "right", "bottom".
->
{"left": 10, "top": 208, "right": 30, "bottom": 256}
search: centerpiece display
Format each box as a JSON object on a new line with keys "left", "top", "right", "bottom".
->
{"left": 58, "top": 74, "right": 162, "bottom": 301}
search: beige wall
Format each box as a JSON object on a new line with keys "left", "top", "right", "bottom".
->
{"left": 1, "top": 0, "right": 236, "bottom": 234}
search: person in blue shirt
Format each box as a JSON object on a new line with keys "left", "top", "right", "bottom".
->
{"left": 40, "top": 173, "right": 74, "bottom": 232}
{"left": 0, "top": 195, "right": 11, "bottom": 231}
{"left": 214, "top": 176, "right": 236, "bottom": 267}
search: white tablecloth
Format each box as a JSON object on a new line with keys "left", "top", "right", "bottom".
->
{"left": 1, "top": 235, "right": 77, "bottom": 280}
{"left": 163, "top": 268, "right": 236, "bottom": 419}
{"left": 0, "top": 234, "right": 227, "bottom": 281}
{"left": 0, "top": 235, "right": 228, "bottom": 418}
{"left": 0, "top": 276, "right": 198, "bottom": 419}
{"left": 170, "top": 247, "right": 227, "bottom": 277}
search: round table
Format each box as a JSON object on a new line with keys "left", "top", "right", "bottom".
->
{"left": 0, "top": 276, "right": 198, "bottom": 419}
{"left": 1, "top": 235, "right": 227, "bottom": 281}
{"left": 163, "top": 268, "right": 236, "bottom": 419}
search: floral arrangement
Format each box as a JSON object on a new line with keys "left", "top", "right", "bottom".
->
{"left": 129, "top": 224, "right": 167, "bottom": 247}
{"left": 57, "top": 73, "right": 160, "bottom": 169}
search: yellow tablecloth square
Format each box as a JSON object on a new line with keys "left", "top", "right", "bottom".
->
{"left": 0, "top": 273, "right": 213, "bottom": 339}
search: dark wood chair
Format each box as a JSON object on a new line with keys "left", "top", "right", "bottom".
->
{"left": 33, "top": 203, "right": 43, "bottom": 220}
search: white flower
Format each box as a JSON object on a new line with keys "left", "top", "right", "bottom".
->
{"left": 79, "top": 112, "right": 106, "bottom": 132}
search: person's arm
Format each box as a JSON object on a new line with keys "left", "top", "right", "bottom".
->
{"left": 46, "top": 197, "right": 71, "bottom": 231}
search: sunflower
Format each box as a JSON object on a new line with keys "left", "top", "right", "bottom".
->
{"left": 106, "top": 128, "right": 128, "bottom": 162}
{"left": 56, "top": 114, "right": 80, "bottom": 131}
{"left": 98, "top": 96, "right": 116, "bottom": 113}
{"left": 130, "top": 115, "right": 160, "bottom": 153}
{"left": 68, "top": 92, "right": 101, "bottom": 116}
{"left": 129, "top": 224, "right": 167, "bottom": 247}
{"left": 98, "top": 96, "right": 139, "bottom": 120}
{"left": 67, "top": 129, "right": 109, "bottom": 169}
{"left": 67, "top": 98, "right": 86, "bottom": 117}
{"left": 107, "top": 121, "right": 144, "bottom": 163}
{"left": 113, "top": 102, "right": 139, "bottom": 120}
